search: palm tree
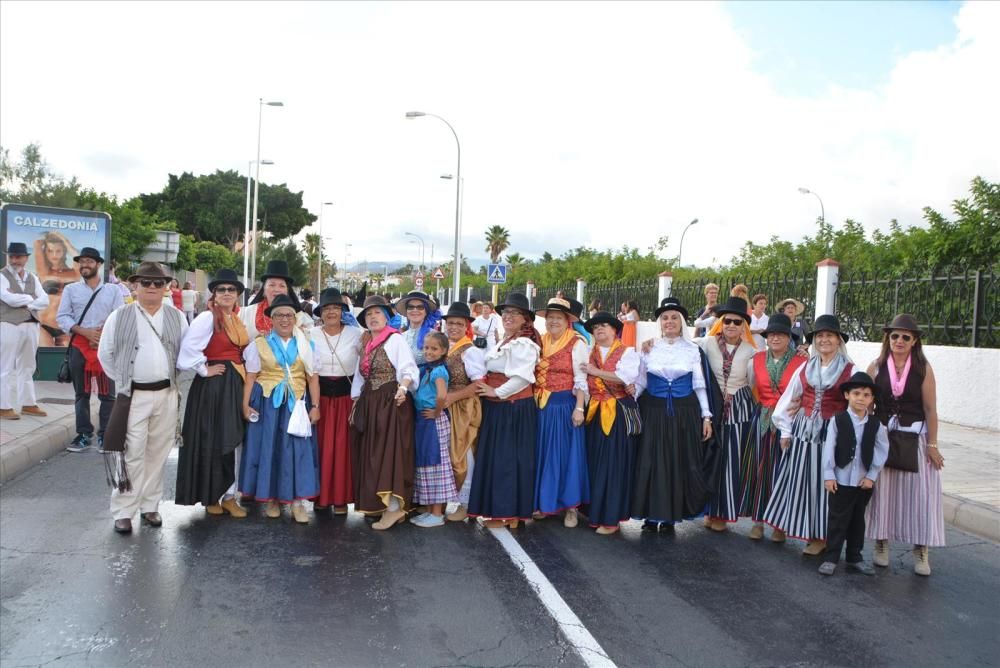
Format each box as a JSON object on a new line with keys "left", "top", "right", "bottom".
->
{"left": 505, "top": 252, "right": 524, "bottom": 274}
{"left": 484, "top": 225, "right": 511, "bottom": 264}
{"left": 301, "top": 233, "right": 323, "bottom": 290}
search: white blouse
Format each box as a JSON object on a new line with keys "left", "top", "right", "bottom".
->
{"left": 635, "top": 337, "right": 711, "bottom": 417}
{"left": 242, "top": 330, "right": 316, "bottom": 376}
{"left": 484, "top": 337, "right": 541, "bottom": 399}
{"left": 569, "top": 338, "right": 590, "bottom": 395}
{"left": 310, "top": 325, "right": 361, "bottom": 378}
{"left": 457, "top": 344, "right": 487, "bottom": 381}
{"left": 594, "top": 345, "right": 641, "bottom": 386}
{"left": 349, "top": 332, "right": 419, "bottom": 400}
{"left": 177, "top": 311, "right": 228, "bottom": 376}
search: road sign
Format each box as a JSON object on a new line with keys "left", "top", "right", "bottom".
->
{"left": 432, "top": 268, "right": 445, "bottom": 280}
{"left": 414, "top": 270, "right": 425, "bottom": 290}
{"left": 487, "top": 263, "right": 508, "bottom": 284}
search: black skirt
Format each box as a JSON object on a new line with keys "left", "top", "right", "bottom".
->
{"left": 175, "top": 361, "right": 245, "bottom": 506}
{"left": 468, "top": 396, "right": 537, "bottom": 521}
{"left": 584, "top": 398, "right": 638, "bottom": 528}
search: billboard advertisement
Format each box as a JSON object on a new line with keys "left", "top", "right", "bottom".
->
{"left": 1, "top": 203, "right": 112, "bottom": 348}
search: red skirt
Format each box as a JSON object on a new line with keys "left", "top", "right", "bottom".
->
{"left": 316, "top": 394, "right": 354, "bottom": 506}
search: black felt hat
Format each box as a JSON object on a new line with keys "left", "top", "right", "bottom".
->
{"left": 806, "top": 314, "right": 849, "bottom": 343}
{"left": 567, "top": 298, "right": 585, "bottom": 321}
{"left": 762, "top": 313, "right": 799, "bottom": 342}
{"left": 839, "top": 371, "right": 879, "bottom": 396}
{"left": 264, "top": 293, "right": 298, "bottom": 317}
{"left": 4, "top": 242, "right": 30, "bottom": 255}
{"left": 715, "top": 296, "right": 751, "bottom": 323}
{"left": 496, "top": 293, "right": 534, "bottom": 318}
{"left": 654, "top": 297, "right": 688, "bottom": 320}
{"left": 584, "top": 311, "right": 623, "bottom": 335}
{"left": 260, "top": 260, "right": 295, "bottom": 285}
{"left": 208, "top": 268, "right": 245, "bottom": 294}
{"left": 444, "top": 301, "right": 474, "bottom": 321}
{"left": 72, "top": 247, "right": 104, "bottom": 264}
{"left": 313, "top": 288, "right": 349, "bottom": 317}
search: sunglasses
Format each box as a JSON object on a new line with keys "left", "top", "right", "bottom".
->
{"left": 722, "top": 318, "right": 744, "bottom": 326}
{"left": 406, "top": 304, "right": 425, "bottom": 311}
{"left": 214, "top": 286, "right": 239, "bottom": 294}
{"left": 889, "top": 332, "right": 914, "bottom": 342}
{"left": 138, "top": 279, "right": 166, "bottom": 289}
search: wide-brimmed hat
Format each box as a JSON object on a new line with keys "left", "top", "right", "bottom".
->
{"left": 496, "top": 293, "right": 534, "bottom": 318}
{"left": 654, "top": 297, "right": 688, "bottom": 320}
{"left": 300, "top": 288, "right": 314, "bottom": 301}
{"left": 883, "top": 313, "right": 922, "bottom": 337}
{"left": 3, "top": 242, "right": 30, "bottom": 256}
{"left": 72, "top": 247, "right": 104, "bottom": 264}
{"left": 395, "top": 290, "right": 434, "bottom": 316}
{"left": 359, "top": 295, "right": 394, "bottom": 329}
{"left": 264, "top": 293, "right": 299, "bottom": 318}
{"left": 585, "top": 311, "right": 624, "bottom": 336}
{"left": 839, "top": 371, "right": 879, "bottom": 396}
{"left": 568, "top": 298, "right": 585, "bottom": 321}
{"left": 260, "top": 260, "right": 295, "bottom": 285}
{"left": 128, "top": 262, "right": 172, "bottom": 283}
{"left": 536, "top": 297, "right": 577, "bottom": 322}
{"left": 777, "top": 298, "right": 805, "bottom": 317}
{"left": 208, "top": 268, "right": 245, "bottom": 294}
{"left": 715, "top": 296, "right": 751, "bottom": 323}
{"left": 443, "top": 301, "right": 474, "bottom": 321}
{"left": 762, "top": 313, "right": 799, "bottom": 342}
{"left": 313, "top": 288, "right": 350, "bottom": 317}
{"left": 806, "top": 313, "right": 849, "bottom": 343}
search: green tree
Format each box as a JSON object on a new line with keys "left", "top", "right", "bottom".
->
{"left": 0, "top": 143, "right": 82, "bottom": 208}
{"left": 484, "top": 225, "right": 510, "bottom": 263}
{"left": 74, "top": 190, "right": 160, "bottom": 269}
{"left": 922, "top": 176, "right": 1000, "bottom": 270}
{"left": 254, "top": 237, "right": 309, "bottom": 287}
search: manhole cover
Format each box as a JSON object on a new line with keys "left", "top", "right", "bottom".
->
{"left": 38, "top": 398, "right": 75, "bottom": 405}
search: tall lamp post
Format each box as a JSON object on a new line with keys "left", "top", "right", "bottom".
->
{"left": 405, "top": 231, "right": 425, "bottom": 272}
{"left": 316, "top": 201, "right": 333, "bottom": 290}
{"left": 243, "top": 158, "right": 273, "bottom": 296}
{"left": 677, "top": 218, "right": 699, "bottom": 266}
{"left": 343, "top": 243, "right": 352, "bottom": 287}
{"left": 249, "top": 98, "right": 284, "bottom": 288}
{"left": 406, "top": 111, "right": 461, "bottom": 303}
{"left": 797, "top": 187, "right": 826, "bottom": 224}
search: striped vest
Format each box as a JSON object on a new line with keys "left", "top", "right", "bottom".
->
{"left": 111, "top": 303, "right": 184, "bottom": 397}
{"left": 0, "top": 266, "right": 37, "bottom": 325}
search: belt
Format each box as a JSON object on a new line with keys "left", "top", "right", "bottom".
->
{"left": 131, "top": 379, "right": 170, "bottom": 392}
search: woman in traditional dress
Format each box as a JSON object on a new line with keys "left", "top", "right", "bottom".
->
{"left": 241, "top": 260, "right": 313, "bottom": 340}
{"left": 763, "top": 314, "right": 855, "bottom": 555}
{"left": 469, "top": 293, "right": 541, "bottom": 529}
{"left": 532, "top": 297, "right": 590, "bottom": 527}
{"left": 441, "top": 301, "right": 486, "bottom": 522}
{"left": 175, "top": 268, "right": 250, "bottom": 518}
{"left": 739, "top": 313, "right": 805, "bottom": 540}
{"left": 633, "top": 298, "right": 715, "bottom": 531}
{"left": 240, "top": 294, "right": 321, "bottom": 523}
{"left": 701, "top": 297, "right": 758, "bottom": 532}
{"left": 396, "top": 290, "right": 441, "bottom": 367}
{"left": 865, "top": 314, "right": 945, "bottom": 576}
{"left": 309, "top": 288, "right": 362, "bottom": 514}
{"left": 581, "top": 311, "right": 641, "bottom": 535}
{"left": 350, "top": 295, "right": 419, "bottom": 530}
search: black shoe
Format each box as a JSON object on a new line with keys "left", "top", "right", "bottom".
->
{"left": 114, "top": 518, "right": 133, "bottom": 534}
{"left": 66, "top": 434, "right": 91, "bottom": 453}
{"left": 642, "top": 520, "right": 660, "bottom": 532}
{"left": 846, "top": 561, "right": 876, "bottom": 576}
{"left": 658, "top": 522, "right": 675, "bottom": 534}
{"left": 141, "top": 512, "right": 163, "bottom": 528}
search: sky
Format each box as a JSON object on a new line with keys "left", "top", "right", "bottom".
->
{"left": 1, "top": 0, "right": 998, "bottom": 273}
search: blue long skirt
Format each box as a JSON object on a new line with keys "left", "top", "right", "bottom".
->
{"left": 534, "top": 390, "right": 590, "bottom": 514}
{"left": 583, "top": 399, "right": 638, "bottom": 528}
{"left": 468, "top": 396, "right": 537, "bottom": 521}
{"left": 239, "top": 384, "right": 320, "bottom": 503}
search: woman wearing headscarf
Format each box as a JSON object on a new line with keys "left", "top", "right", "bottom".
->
{"left": 396, "top": 290, "right": 442, "bottom": 368}
{"left": 763, "top": 314, "right": 855, "bottom": 554}
{"left": 740, "top": 313, "right": 806, "bottom": 539}
{"left": 533, "top": 297, "right": 591, "bottom": 527}
{"left": 700, "top": 296, "right": 758, "bottom": 532}
{"left": 309, "top": 288, "right": 362, "bottom": 514}
{"left": 469, "top": 293, "right": 541, "bottom": 529}
{"left": 632, "top": 298, "right": 715, "bottom": 531}
{"left": 865, "top": 314, "right": 944, "bottom": 576}
{"left": 581, "top": 311, "right": 641, "bottom": 535}
{"left": 240, "top": 294, "right": 321, "bottom": 523}
{"left": 176, "top": 269, "right": 251, "bottom": 518}
{"left": 441, "top": 302, "right": 486, "bottom": 522}
{"left": 350, "top": 296, "right": 419, "bottom": 530}
{"left": 241, "top": 260, "right": 313, "bottom": 340}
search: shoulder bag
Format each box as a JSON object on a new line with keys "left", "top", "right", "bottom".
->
{"left": 57, "top": 287, "right": 103, "bottom": 383}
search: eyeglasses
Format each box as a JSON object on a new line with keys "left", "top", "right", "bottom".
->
{"left": 722, "top": 318, "right": 744, "bottom": 326}
{"left": 890, "top": 332, "right": 914, "bottom": 342}
{"left": 139, "top": 279, "right": 166, "bottom": 289}
{"left": 406, "top": 303, "right": 425, "bottom": 311}
{"left": 214, "top": 286, "right": 239, "bottom": 294}
{"left": 271, "top": 313, "right": 296, "bottom": 320}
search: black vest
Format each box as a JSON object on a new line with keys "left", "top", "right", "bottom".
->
{"left": 834, "top": 411, "right": 879, "bottom": 471}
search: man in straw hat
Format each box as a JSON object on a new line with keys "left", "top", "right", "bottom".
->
{"left": 57, "top": 247, "right": 125, "bottom": 452}
{"left": 98, "top": 262, "right": 189, "bottom": 534}
{"left": 0, "top": 242, "right": 50, "bottom": 420}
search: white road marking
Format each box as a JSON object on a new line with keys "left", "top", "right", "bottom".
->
{"left": 490, "top": 527, "right": 618, "bottom": 668}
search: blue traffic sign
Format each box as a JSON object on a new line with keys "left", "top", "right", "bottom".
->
{"left": 487, "top": 263, "right": 508, "bottom": 284}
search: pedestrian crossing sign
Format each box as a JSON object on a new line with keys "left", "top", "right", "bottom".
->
{"left": 487, "top": 263, "right": 508, "bottom": 284}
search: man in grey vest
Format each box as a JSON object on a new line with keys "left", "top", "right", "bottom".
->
{"left": 1, "top": 242, "right": 50, "bottom": 420}
{"left": 56, "top": 247, "right": 125, "bottom": 452}
{"left": 98, "top": 262, "right": 188, "bottom": 534}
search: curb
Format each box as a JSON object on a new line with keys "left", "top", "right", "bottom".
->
{"left": 0, "top": 413, "right": 75, "bottom": 485}
{"left": 943, "top": 493, "right": 1000, "bottom": 542}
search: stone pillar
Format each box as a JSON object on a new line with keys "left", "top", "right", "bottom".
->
{"left": 526, "top": 281, "right": 536, "bottom": 311}
{"left": 576, "top": 278, "right": 586, "bottom": 305}
{"left": 814, "top": 259, "right": 840, "bottom": 317}
{"left": 657, "top": 271, "right": 673, "bottom": 305}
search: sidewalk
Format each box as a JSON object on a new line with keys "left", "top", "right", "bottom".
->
{"left": 2, "top": 381, "right": 999, "bottom": 540}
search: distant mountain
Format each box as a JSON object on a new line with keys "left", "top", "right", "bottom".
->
{"left": 345, "top": 257, "right": 494, "bottom": 274}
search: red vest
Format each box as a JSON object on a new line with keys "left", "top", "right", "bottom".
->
{"left": 799, "top": 364, "right": 853, "bottom": 419}
{"left": 587, "top": 344, "right": 629, "bottom": 401}
{"left": 537, "top": 338, "right": 576, "bottom": 393}
{"left": 203, "top": 328, "right": 245, "bottom": 365}
{"left": 752, "top": 351, "right": 806, "bottom": 408}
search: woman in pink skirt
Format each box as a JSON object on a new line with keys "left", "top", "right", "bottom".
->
{"left": 865, "top": 314, "right": 945, "bottom": 576}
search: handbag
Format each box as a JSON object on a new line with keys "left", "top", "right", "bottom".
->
{"left": 885, "top": 428, "right": 919, "bottom": 472}
{"left": 57, "top": 287, "right": 104, "bottom": 383}
{"left": 287, "top": 398, "right": 312, "bottom": 437}
{"left": 473, "top": 317, "right": 493, "bottom": 349}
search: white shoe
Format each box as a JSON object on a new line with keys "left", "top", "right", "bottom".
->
{"left": 411, "top": 513, "right": 445, "bottom": 528}
{"left": 913, "top": 545, "right": 931, "bottom": 576}
{"left": 874, "top": 539, "right": 889, "bottom": 567}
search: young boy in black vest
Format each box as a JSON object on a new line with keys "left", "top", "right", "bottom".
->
{"left": 818, "top": 371, "right": 890, "bottom": 576}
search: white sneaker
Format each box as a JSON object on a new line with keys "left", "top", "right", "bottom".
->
{"left": 409, "top": 512, "right": 430, "bottom": 524}
{"left": 411, "top": 513, "right": 446, "bottom": 528}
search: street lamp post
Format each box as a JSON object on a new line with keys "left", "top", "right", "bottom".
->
{"left": 798, "top": 187, "right": 826, "bottom": 224}
{"left": 406, "top": 111, "right": 461, "bottom": 303}
{"left": 317, "top": 201, "right": 333, "bottom": 290}
{"left": 249, "top": 98, "right": 284, "bottom": 289}
{"left": 677, "top": 218, "right": 699, "bottom": 266}
{"left": 243, "top": 159, "right": 273, "bottom": 296}
{"left": 343, "top": 243, "right": 352, "bottom": 287}
{"left": 405, "top": 231, "right": 425, "bottom": 272}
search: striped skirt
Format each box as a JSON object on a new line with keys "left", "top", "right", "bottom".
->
{"left": 866, "top": 424, "right": 945, "bottom": 547}
{"left": 739, "top": 414, "right": 783, "bottom": 523}
{"left": 414, "top": 412, "right": 458, "bottom": 505}
{"left": 762, "top": 411, "right": 829, "bottom": 541}
{"left": 708, "top": 386, "right": 755, "bottom": 523}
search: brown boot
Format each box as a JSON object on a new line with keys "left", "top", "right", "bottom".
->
{"left": 205, "top": 504, "right": 225, "bottom": 515}
{"left": 446, "top": 505, "right": 468, "bottom": 522}
{"left": 221, "top": 498, "right": 247, "bottom": 518}
{"left": 802, "top": 539, "right": 826, "bottom": 556}
{"left": 913, "top": 545, "right": 931, "bottom": 576}
{"left": 710, "top": 519, "right": 728, "bottom": 532}
{"left": 748, "top": 523, "right": 764, "bottom": 540}
{"left": 771, "top": 528, "right": 787, "bottom": 543}
{"left": 0, "top": 408, "right": 20, "bottom": 420}
{"left": 20, "top": 405, "right": 47, "bottom": 417}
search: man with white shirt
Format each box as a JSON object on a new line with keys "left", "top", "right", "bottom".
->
{"left": 98, "top": 262, "right": 188, "bottom": 534}
{"left": 0, "top": 242, "right": 50, "bottom": 420}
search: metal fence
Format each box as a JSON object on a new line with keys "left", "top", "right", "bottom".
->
{"left": 835, "top": 267, "right": 999, "bottom": 347}
{"left": 670, "top": 272, "right": 817, "bottom": 327}
{"left": 583, "top": 278, "right": 660, "bottom": 320}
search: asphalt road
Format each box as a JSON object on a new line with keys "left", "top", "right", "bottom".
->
{"left": 1, "top": 448, "right": 998, "bottom": 668}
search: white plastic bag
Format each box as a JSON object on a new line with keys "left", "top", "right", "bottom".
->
{"left": 287, "top": 398, "right": 312, "bottom": 437}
